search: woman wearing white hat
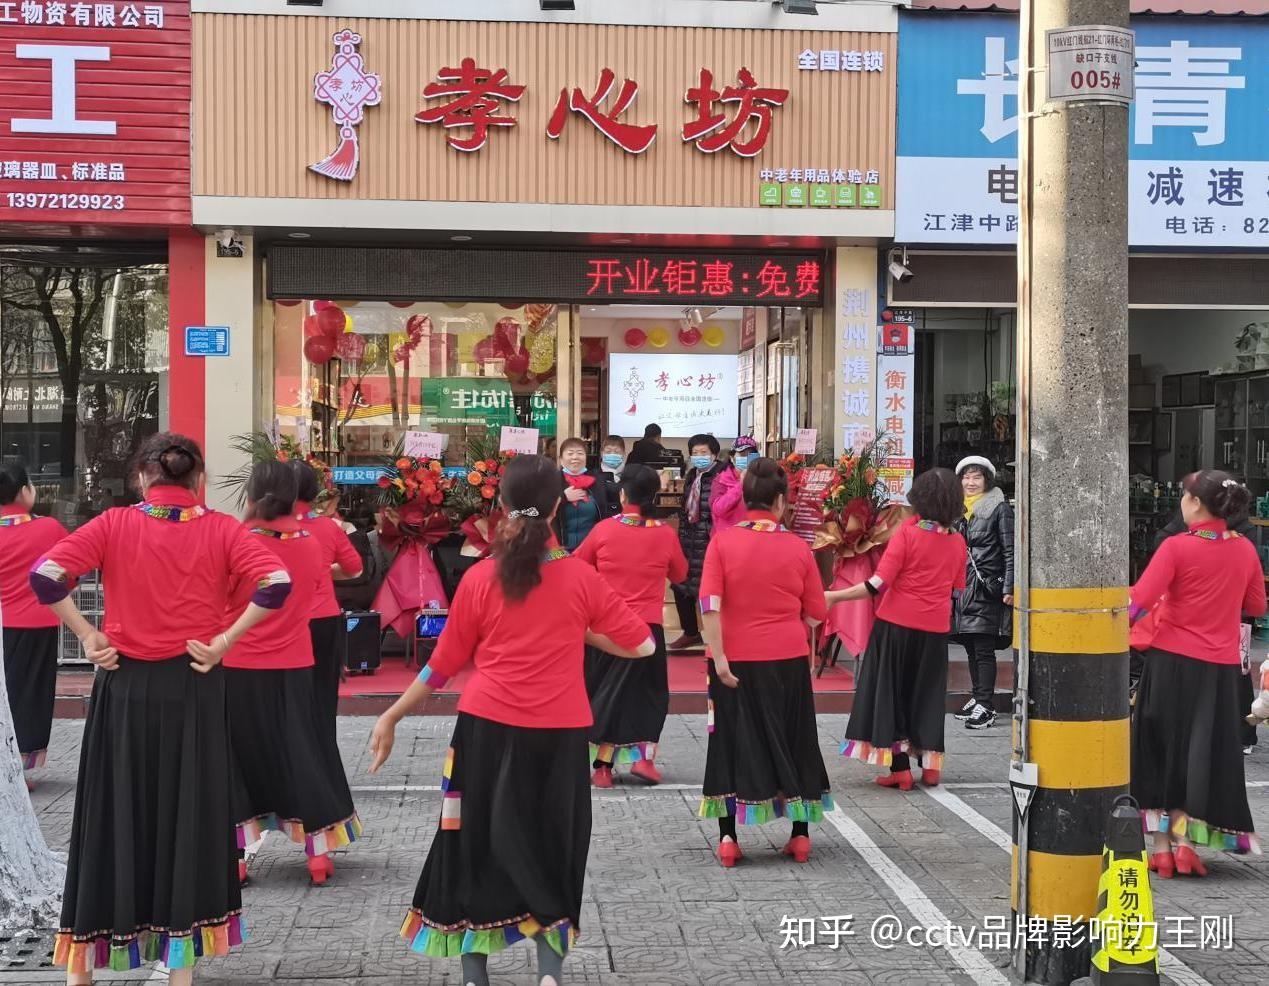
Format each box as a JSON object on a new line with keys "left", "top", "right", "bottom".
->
{"left": 951, "top": 456, "right": 1014, "bottom": 730}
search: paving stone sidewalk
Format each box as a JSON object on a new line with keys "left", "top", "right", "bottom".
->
{"left": 5, "top": 713, "right": 1269, "bottom": 985}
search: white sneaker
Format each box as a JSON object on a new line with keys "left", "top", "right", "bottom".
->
{"left": 953, "top": 697, "right": 976, "bottom": 721}
{"left": 966, "top": 704, "right": 997, "bottom": 730}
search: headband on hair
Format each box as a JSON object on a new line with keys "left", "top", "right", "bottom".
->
{"left": 1223, "top": 479, "right": 1241, "bottom": 489}
{"left": 508, "top": 507, "right": 540, "bottom": 519}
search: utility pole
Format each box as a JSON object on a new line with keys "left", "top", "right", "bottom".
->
{"left": 1012, "top": 0, "right": 1131, "bottom": 983}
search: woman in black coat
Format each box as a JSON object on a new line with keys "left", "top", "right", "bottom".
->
{"left": 951, "top": 456, "right": 1014, "bottom": 730}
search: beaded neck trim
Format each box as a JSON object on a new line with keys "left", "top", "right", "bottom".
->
{"left": 250, "top": 527, "right": 310, "bottom": 540}
{"left": 543, "top": 548, "right": 569, "bottom": 562}
{"left": 737, "top": 519, "right": 783, "bottom": 533}
{"left": 305, "top": 509, "right": 322, "bottom": 520}
{"left": 135, "top": 502, "right": 207, "bottom": 523}
{"left": 916, "top": 520, "right": 951, "bottom": 534}
{"left": 617, "top": 515, "right": 664, "bottom": 528}
{"left": 0, "top": 513, "right": 33, "bottom": 526}
{"left": 1188, "top": 528, "right": 1242, "bottom": 541}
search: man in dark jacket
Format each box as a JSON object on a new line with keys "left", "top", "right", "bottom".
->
{"left": 951, "top": 456, "right": 1014, "bottom": 730}
{"left": 669, "top": 433, "right": 726, "bottom": 650}
{"left": 627, "top": 423, "right": 665, "bottom": 466}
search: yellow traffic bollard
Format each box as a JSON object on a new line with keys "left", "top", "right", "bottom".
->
{"left": 1090, "top": 795, "right": 1160, "bottom": 984}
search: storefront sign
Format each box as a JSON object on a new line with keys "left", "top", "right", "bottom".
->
{"left": 758, "top": 166, "right": 882, "bottom": 208}
{"left": 403, "top": 430, "right": 443, "bottom": 459}
{"left": 797, "top": 48, "right": 887, "bottom": 73}
{"left": 1045, "top": 26, "right": 1135, "bottom": 106}
{"left": 877, "top": 353, "right": 915, "bottom": 502}
{"left": 183, "top": 325, "right": 229, "bottom": 357}
{"left": 499, "top": 425, "right": 538, "bottom": 455}
{"left": 609, "top": 352, "right": 739, "bottom": 439}
{"left": 269, "top": 246, "right": 826, "bottom": 308}
{"left": 896, "top": 13, "right": 1269, "bottom": 247}
{"left": 878, "top": 323, "right": 913, "bottom": 356}
{"left": 0, "top": 0, "right": 190, "bottom": 225}
{"left": 310, "top": 28, "right": 381, "bottom": 181}
{"left": 332, "top": 465, "right": 387, "bottom": 485}
{"left": 834, "top": 251, "right": 878, "bottom": 455}
{"left": 420, "top": 378, "right": 557, "bottom": 431}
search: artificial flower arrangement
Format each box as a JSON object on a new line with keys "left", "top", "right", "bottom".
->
{"left": 448, "top": 433, "right": 515, "bottom": 558}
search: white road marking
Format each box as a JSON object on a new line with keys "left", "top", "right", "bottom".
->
{"left": 822, "top": 806, "right": 1012, "bottom": 986}
{"left": 920, "top": 785, "right": 1214, "bottom": 986}
{"left": 349, "top": 783, "right": 705, "bottom": 793}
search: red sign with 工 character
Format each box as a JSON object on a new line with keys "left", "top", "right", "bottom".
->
{"left": 0, "top": 0, "right": 190, "bottom": 227}
{"left": 582, "top": 253, "right": 822, "bottom": 304}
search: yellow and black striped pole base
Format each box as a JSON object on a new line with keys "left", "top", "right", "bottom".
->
{"left": 1013, "top": 588, "right": 1131, "bottom": 983}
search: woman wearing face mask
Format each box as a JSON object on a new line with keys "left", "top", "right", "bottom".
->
{"left": 553, "top": 438, "right": 616, "bottom": 552}
{"left": 670, "top": 434, "right": 727, "bottom": 651}
{"left": 31, "top": 433, "right": 292, "bottom": 984}
{"left": 709, "top": 436, "right": 759, "bottom": 533}
{"left": 599, "top": 435, "right": 626, "bottom": 516}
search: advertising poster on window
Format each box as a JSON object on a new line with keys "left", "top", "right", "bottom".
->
{"left": 876, "top": 354, "right": 915, "bottom": 504}
{"left": 608, "top": 353, "right": 739, "bottom": 439}
{"left": 896, "top": 13, "right": 1269, "bottom": 248}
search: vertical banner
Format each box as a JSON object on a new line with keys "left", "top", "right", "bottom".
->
{"left": 833, "top": 248, "right": 879, "bottom": 455}
{"left": 876, "top": 352, "right": 915, "bottom": 503}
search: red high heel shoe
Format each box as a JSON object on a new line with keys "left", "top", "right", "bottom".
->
{"left": 718, "top": 838, "right": 742, "bottom": 868}
{"left": 875, "top": 770, "right": 915, "bottom": 791}
{"left": 237, "top": 860, "right": 249, "bottom": 886}
{"left": 307, "top": 854, "right": 331, "bottom": 885}
{"left": 782, "top": 835, "right": 811, "bottom": 863}
{"left": 629, "top": 760, "right": 662, "bottom": 785}
{"left": 1174, "top": 844, "right": 1208, "bottom": 877}
{"left": 592, "top": 766, "right": 614, "bottom": 789}
{"left": 1148, "top": 851, "right": 1175, "bottom": 879}
{"left": 921, "top": 768, "right": 941, "bottom": 787}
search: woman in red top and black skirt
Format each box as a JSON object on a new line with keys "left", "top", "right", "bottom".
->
{"left": 575, "top": 464, "right": 689, "bottom": 786}
{"left": 698, "top": 458, "right": 831, "bottom": 868}
{"left": 1131, "top": 470, "right": 1266, "bottom": 878}
{"left": 289, "top": 459, "right": 363, "bottom": 737}
{"left": 226, "top": 461, "right": 362, "bottom": 887}
{"left": 30, "top": 434, "right": 292, "bottom": 985}
{"left": 368, "top": 454, "right": 653, "bottom": 986}
{"left": 0, "top": 459, "right": 67, "bottom": 784}
{"left": 832, "top": 468, "right": 967, "bottom": 790}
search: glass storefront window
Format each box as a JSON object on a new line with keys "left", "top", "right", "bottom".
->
{"left": 0, "top": 261, "right": 169, "bottom": 527}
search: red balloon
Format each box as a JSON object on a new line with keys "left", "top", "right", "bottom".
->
{"left": 303, "top": 314, "right": 324, "bottom": 338}
{"left": 389, "top": 301, "right": 415, "bottom": 309}
{"left": 313, "top": 300, "right": 336, "bottom": 312}
{"left": 278, "top": 298, "right": 302, "bottom": 307}
{"left": 678, "top": 327, "right": 702, "bottom": 347}
{"left": 304, "top": 335, "right": 335, "bottom": 364}
{"left": 499, "top": 303, "right": 524, "bottom": 311}
{"left": 624, "top": 327, "right": 647, "bottom": 349}
{"left": 335, "top": 333, "right": 366, "bottom": 362}
{"left": 316, "top": 306, "right": 345, "bottom": 338}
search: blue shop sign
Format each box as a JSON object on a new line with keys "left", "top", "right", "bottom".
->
{"left": 183, "top": 326, "right": 230, "bottom": 357}
{"left": 897, "top": 13, "right": 1269, "bottom": 247}
{"left": 332, "top": 466, "right": 387, "bottom": 485}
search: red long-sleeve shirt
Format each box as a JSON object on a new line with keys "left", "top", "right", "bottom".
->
{"left": 0, "top": 505, "right": 67, "bottom": 628}
{"left": 30, "top": 487, "right": 291, "bottom": 660}
{"left": 417, "top": 549, "right": 652, "bottom": 728}
{"left": 295, "top": 500, "right": 362, "bottom": 620}
{"left": 872, "top": 517, "right": 968, "bottom": 634}
{"left": 698, "top": 510, "right": 827, "bottom": 661}
{"left": 1131, "top": 519, "right": 1267, "bottom": 665}
{"left": 573, "top": 508, "right": 688, "bottom": 625}
{"left": 223, "top": 517, "right": 324, "bottom": 670}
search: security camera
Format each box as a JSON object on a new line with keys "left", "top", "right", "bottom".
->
{"left": 888, "top": 247, "right": 914, "bottom": 284}
{"left": 217, "top": 229, "right": 237, "bottom": 249}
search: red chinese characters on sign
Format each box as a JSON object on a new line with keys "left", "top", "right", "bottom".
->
{"left": 0, "top": 0, "right": 190, "bottom": 225}
{"left": 545, "top": 68, "right": 657, "bottom": 154}
{"left": 582, "top": 255, "right": 822, "bottom": 302}
{"left": 415, "top": 57, "right": 525, "bottom": 152}
{"left": 681, "top": 67, "right": 789, "bottom": 157}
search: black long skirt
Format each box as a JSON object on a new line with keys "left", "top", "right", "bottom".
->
{"left": 585, "top": 623, "right": 667, "bottom": 764}
{"left": 700, "top": 657, "right": 833, "bottom": 825}
{"left": 54, "top": 656, "right": 243, "bottom": 974}
{"left": 401, "top": 712, "right": 588, "bottom": 958}
{"left": 843, "top": 618, "right": 948, "bottom": 771}
{"left": 226, "top": 666, "right": 361, "bottom": 855}
{"left": 1132, "top": 648, "right": 1260, "bottom": 854}
{"left": 3, "top": 625, "right": 58, "bottom": 768}
{"left": 309, "top": 614, "right": 344, "bottom": 740}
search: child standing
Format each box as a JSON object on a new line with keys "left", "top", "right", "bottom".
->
{"left": 833, "top": 468, "right": 967, "bottom": 790}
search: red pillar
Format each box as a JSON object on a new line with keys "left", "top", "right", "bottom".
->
{"left": 167, "top": 230, "right": 205, "bottom": 450}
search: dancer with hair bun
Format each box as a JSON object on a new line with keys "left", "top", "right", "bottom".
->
{"left": 31, "top": 434, "right": 292, "bottom": 985}
{"left": 697, "top": 457, "right": 832, "bottom": 868}
{"left": 0, "top": 458, "right": 67, "bottom": 786}
{"left": 576, "top": 464, "right": 688, "bottom": 786}
{"left": 370, "top": 454, "right": 653, "bottom": 986}
{"left": 1131, "top": 470, "right": 1266, "bottom": 877}
{"left": 226, "top": 461, "right": 361, "bottom": 887}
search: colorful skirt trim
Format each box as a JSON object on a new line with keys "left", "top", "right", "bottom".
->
{"left": 1142, "top": 809, "right": 1261, "bottom": 855}
{"left": 20, "top": 748, "right": 46, "bottom": 770}
{"left": 54, "top": 912, "right": 245, "bottom": 973}
{"left": 400, "top": 908, "right": 576, "bottom": 958}
{"left": 841, "top": 738, "right": 945, "bottom": 772}
{"left": 698, "top": 792, "right": 835, "bottom": 826}
{"left": 235, "top": 810, "right": 362, "bottom": 856}
{"left": 589, "top": 741, "right": 656, "bottom": 765}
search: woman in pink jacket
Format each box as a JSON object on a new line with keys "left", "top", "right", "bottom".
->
{"left": 710, "top": 436, "right": 759, "bottom": 533}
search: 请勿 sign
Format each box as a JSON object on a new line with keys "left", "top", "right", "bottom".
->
{"left": 0, "top": 1, "right": 190, "bottom": 225}
{"left": 896, "top": 13, "right": 1269, "bottom": 248}
{"left": 1045, "top": 26, "right": 1135, "bottom": 106}
{"left": 183, "top": 325, "right": 229, "bottom": 357}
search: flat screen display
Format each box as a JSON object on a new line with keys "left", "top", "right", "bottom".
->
{"left": 609, "top": 353, "right": 739, "bottom": 439}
